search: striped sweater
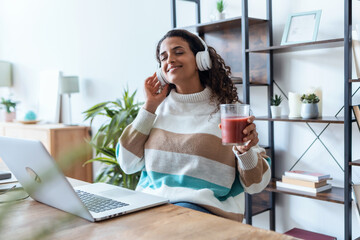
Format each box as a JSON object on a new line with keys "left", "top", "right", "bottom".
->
{"left": 116, "top": 87, "right": 271, "bottom": 222}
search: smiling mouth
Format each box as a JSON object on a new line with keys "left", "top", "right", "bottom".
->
{"left": 167, "top": 66, "right": 181, "bottom": 73}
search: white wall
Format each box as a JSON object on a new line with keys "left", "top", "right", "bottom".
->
{"left": 0, "top": 0, "right": 172, "bottom": 123}
{"left": 1, "top": 0, "right": 360, "bottom": 238}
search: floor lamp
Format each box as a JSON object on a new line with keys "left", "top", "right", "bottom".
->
{"left": 59, "top": 76, "right": 79, "bottom": 125}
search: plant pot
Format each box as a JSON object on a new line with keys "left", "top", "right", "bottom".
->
{"left": 5, "top": 112, "right": 16, "bottom": 122}
{"left": 270, "top": 106, "right": 282, "bottom": 118}
{"left": 217, "top": 12, "right": 225, "bottom": 20}
{"left": 301, "top": 103, "right": 319, "bottom": 119}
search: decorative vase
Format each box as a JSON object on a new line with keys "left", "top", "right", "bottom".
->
{"left": 217, "top": 12, "right": 225, "bottom": 20}
{"left": 5, "top": 112, "right": 16, "bottom": 122}
{"left": 270, "top": 106, "right": 282, "bottom": 118}
{"left": 288, "top": 92, "right": 301, "bottom": 118}
{"left": 301, "top": 103, "right": 319, "bottom": 119}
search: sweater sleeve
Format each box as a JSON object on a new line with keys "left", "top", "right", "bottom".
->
{"left": 233, "top": 145, "right": 271, "bottom": 194}
{"left": 116, "top": 108, "right": 156, "bottom": 174}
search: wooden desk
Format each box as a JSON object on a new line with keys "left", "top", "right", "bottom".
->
{"left": 0, "top": 161, "right": 293, "bottom": 240}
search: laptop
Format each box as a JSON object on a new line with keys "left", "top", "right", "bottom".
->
{"left": 0, "top": 136, "right": 169, "bottom": 222}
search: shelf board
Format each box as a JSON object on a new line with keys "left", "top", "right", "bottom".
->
{"left": 255, "top": 115, "right": 349, "bottom": 124}
{"left": 350, "top": 78, "right": 360, "bottom": 83}
{"left": 350, "top": 159, "right": 360, "bottom": 166}
{"left": 246, "top": 38, "right": 344, "bottom": 53}
{"left": 182, "top": 16, "right": 267, "bottom": 34}
{"left": 231, "top": 76, "right": 269, "bottom": 86}
{"left": 266, "top": 179, "right": 344, "bottom": 204}
{"left": 259, "top": 145, "right": 270, "bottom": 149}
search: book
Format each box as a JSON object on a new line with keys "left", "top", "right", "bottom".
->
{"left": 353, "top": 184, "right": 360, "bottom": 228}
{"left": 0, "top": 182, "right": 22, "bottom": 192}
{"left": 282, "top": 175, "right": 328, "bottom": 188}
{"left": 0, "top": 174, "right": 17, "bottom": 185}
{"left": 284, "top": 228, "right": 336, "bottom": 240}
{"left": 0, "top": 171, "right": 11, "bottom": 180}
{"left": 284, "top": 170, "right": 330, "bottom": 182}
{"left": 276, "top": 181, "right": 332, "bottom": 193}
{"left": 353, "top": 105, "right": 360, "bottom": 132}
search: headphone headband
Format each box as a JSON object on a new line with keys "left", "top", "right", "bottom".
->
{"left": 156, "top": 33, "right": 212, "bottom": 85}
{"left": 196, "top": 35, "right": 208, "bottom": 52}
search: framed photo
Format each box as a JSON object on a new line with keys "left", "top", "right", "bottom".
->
{"left": 281, "top": 10, "right": 322, "bottom": 45}
{"left": 37, "top": 70, "right": 62, "bottom": 123}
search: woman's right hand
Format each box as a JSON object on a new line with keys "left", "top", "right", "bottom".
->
{"left": 143, "top": 72, "right": 169, "bottom": 114}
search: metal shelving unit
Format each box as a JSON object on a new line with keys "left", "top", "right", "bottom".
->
{"left": 243, "top": 1, "right": 354, "bottom": 239}
{"left": 170, "top": 0, "right": 355, "bottom": 239}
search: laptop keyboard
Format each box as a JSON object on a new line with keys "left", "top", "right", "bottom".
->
{"left": 76, "top": 190, "right": 129, "bottom": 213}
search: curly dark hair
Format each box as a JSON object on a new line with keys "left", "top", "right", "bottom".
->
{"left": 156, "top": 29, "right": 240, "bottom": 110}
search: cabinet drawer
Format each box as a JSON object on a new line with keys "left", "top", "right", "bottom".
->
{"left": 3, "top": 128, "right": 50, "bottom": 151}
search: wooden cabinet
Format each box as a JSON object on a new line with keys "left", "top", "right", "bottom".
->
{"left": 0, "top": 123, "right": 93, "bottom": 182}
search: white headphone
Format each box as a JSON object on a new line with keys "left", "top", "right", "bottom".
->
{"left": 156, "top": 35, "right": 212, "bottom": 86}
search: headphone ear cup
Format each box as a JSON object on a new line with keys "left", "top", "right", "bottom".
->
{"left": 156, "top": 68, "right": 167, "bottom": 86}
{"left": 196, "top": 51, "right": 212, "bottom": 71}
{"left": 196, "top": 52, "right": 204, "bottom": 71}
{"left": 203, "top": 51, "right": 212, "bottom": 70}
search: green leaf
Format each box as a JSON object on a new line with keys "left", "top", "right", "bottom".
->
{"left": 82, "top": 102, "right": 111, "bottom": 121}
{"left": 104, "top": 111, "right": 129, "bottom": 147}
{"left": 104, "top": 107, "right": 115, "bottom": 118}
{"left": 271, "top": 94, "right": 283, "bottom": 106}
{"left": 83, "top": 157, "right": 119, "bottom": 166}
{"left": 216, "top": 0, "right": 224, "bottom": 12}
{"left": 114, "top": 99, "right": 124, "bottom": 109}
{"left": 0, "top": 98, "right": 19, "bottom": 113}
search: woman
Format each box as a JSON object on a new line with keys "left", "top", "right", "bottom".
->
{"left": 116, "top": 29, "right": 271, "bottom": 222}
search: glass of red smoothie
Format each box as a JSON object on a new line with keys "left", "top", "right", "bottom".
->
{"left": 220, "top": 104, "right": 250, "bottom": 145}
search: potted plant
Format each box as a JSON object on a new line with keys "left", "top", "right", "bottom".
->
{"left": 270, "top": 94, "right": 283, "bottom": 118}
{"left": 300, "top": 93, "right": 320, "bottom": 119}
{"left": 216, "top": 0, "right": 225, "bottom": 20}
{"left": 0, "top": 97, "right": 18, "bottom": 122}
{"left": 82, "top": 88, "right": 143, "bottom": 189}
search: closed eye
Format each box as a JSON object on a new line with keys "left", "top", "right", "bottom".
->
{"left": 160, "top": 53, "right": 167, "bottom": 61}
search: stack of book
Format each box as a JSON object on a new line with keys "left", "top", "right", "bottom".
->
{"left": 0, "top": 170, "right": 20, "bottom": 191}
{"left": 276, "top": 170, "right": 332, "bottom": 194}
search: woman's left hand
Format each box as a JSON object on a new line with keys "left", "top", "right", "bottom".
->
{"left": 235, "top": 116, "right": 259, "bottom": 154}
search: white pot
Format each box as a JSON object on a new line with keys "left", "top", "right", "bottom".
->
{"left": 301, "top": 103, "right": 319, "bottom": 119}
{"left": 217, "top": 12, "right": 225, "bottom": 20}
{"left": 270, "top": 106, "right": 282, "bottom": 118}
{"left": 4, "top": 111, "right": 16, "bottom": 122}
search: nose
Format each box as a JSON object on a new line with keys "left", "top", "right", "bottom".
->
{"left": 167, "top": 53, "right": 175, "bottom": 64}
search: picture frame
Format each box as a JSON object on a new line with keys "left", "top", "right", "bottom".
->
{"left": 281, "top": 10, "right": 322, "bottom": 45}
{"left": 37, "top": 70, "right": 62, "bottom": 123}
